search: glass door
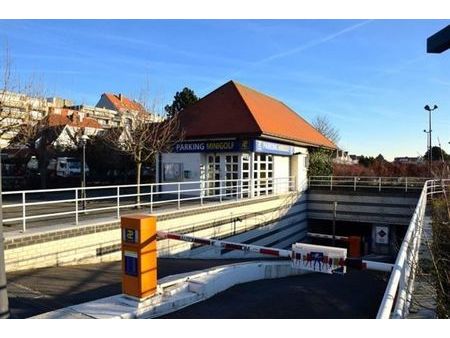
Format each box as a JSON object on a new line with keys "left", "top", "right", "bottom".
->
{"left": 241, "top": 153, "right": 250, "bottom": 198}
{"left": 253, "top": 154, "right": 273, "bottom": 196}
{"left": 224, "top": 154, "right": 239, "bottom": 199}
{"left": 206, "top": 154, "right": 221, "bottom": 197}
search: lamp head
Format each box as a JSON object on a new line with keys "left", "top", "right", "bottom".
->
{"left": 424, "top": 105, "right": 430, "bottom": 111}
{"left": 80, "top": 134, "right": 89, "bottom": 146}
{"left": 433, "top": 105, "right": 438, "bottom": 110}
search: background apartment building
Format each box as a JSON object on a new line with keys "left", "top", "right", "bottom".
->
{"left": 0, "top": 91, "right": 161, "bottom": 149}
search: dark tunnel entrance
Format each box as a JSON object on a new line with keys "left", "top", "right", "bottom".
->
{"left": 307, "top": 219, "right": 408, "bottom": 263}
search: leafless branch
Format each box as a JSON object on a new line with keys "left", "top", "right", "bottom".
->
{"left": 312, "top": 114, "right": 340, "bottom": 145}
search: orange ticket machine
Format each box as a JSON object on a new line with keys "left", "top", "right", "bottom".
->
{"left": 121, "top": 215, "right": 157, "bottom": 299}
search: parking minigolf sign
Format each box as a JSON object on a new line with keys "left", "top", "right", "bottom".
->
{"left": 291, "top": 243, "right": 347, "bottom": 274}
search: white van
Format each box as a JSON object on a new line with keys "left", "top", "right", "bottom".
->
{"left": 27, "top": 156, "right": 90, "bottom": 177}
{"left": 55, "top": 157, "right": 89, "bottom": 177}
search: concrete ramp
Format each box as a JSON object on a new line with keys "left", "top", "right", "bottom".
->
{"left": 32, "top": 260, "right": 308, "bottom": 319}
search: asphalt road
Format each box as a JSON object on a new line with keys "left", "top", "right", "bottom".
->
{"left": 6, "top": 258, "right": 388, "bottom": 319}
{"left": 162, "top": 269, "right": 388, "bottom": 319}
{"left": 7, "top": 258, "right": 266, "bottom": 319}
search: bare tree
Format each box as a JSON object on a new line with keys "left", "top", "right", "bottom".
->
{"left": 0, "top": 42, "right": 19, "bottom": 142}
{"left": 312, "top": 114, "right": 340, "bottom": 145}
{"left": 102, "top": 94, "right": 184, "bottom": 206}
{"left": 11, "top": 120, "right": 61, "bottom": 189}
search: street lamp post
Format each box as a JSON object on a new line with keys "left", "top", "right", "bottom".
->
{"left": 80, "top": 134, "right": 89, "bottom": 210}
{"left": 424, "top": 104, "right": 438, "bottom": 176}
{"left": 423, "top": 129, "right": 429, "bottom": 159}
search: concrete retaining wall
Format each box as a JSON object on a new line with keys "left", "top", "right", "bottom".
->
{"left": 4, "top": 192, "right": 306, "bottom": 272}
{"left": 307, "top": 191, "right": 419, "bottom": 225}
{"left": 158, "top": 192, "right": 307, "bottom": 259}
{"left": 4, "top": 189, "right": 421, "bottom": 272}
{"left": 4, "top": 222, "right": 121, "bottom": 272}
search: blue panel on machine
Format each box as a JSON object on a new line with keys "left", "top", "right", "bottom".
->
{"left": 124, "top": 251, "right": 138, "bottom": 276}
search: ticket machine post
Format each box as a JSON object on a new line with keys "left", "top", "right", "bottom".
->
{"left": 121, "top": 215, "right": 157, "bottom": 299}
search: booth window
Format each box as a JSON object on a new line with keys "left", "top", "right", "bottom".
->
{"left": 163, "top": 163, "right": 183, "bottom": 182}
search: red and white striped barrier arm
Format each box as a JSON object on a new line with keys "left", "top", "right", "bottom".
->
{"left": 156, "top": 231, "right": 393, "bottom": 272}
{"left": 157, "top": 231, "right": 291, "bottom": 258}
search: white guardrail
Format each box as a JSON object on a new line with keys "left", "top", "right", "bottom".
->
{"left": 0, "top": 176, "right": 434, "bottom": 233}
{"left": 308, "top": 176, "right": 429, "bottom": 192}
{"left": 1, "top": 176, "right": 296, "bottom": 232}
{"left": 376, "top": 178, "right": 449, "bottom": 319}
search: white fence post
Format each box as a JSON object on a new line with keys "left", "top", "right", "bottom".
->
{"left": 22, "top": 191, "right": 26, "bottom": 232}
{"left": 200, "top": 182, "right": 204, "bottom": 206}
{"left": 150, "top": 184, "right": 153, "bottom": 213}
{"left": 236, "top": 179, "right": 239, "bottom": 201}
{"left": 220, "top": 180, "right": 223, "bottom": 203}
{"left": 116, "top": 186, "right": 120, "bottom": 219}
{"left": 177, "top": 183, "right": 181, "bottom": 209}
{"left": 75, "top": 188, "right": 79, "bottom": 226}
{"left": 330, "top": 176, "right": 333, "bottom": 191}
{"left": 354, "top": 177, "right": 357, "bottom": 191}
{"left": 405, "top": 177, "right": 408, "bottom": 192}
{"left": 379, "top": 177, "right": 382, "bottom": 192}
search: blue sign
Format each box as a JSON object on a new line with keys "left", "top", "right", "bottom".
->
{"left": 173, "top": 139, "right": 293, "bottom": 155}
{"left": 174, "top": 140, "right": 250, "bottom": 153}
{"left": 253, "top": 140, "right": 294, "bottom": 155}
{"left": 124, "top": 251, "right": 138, "bottom": 276}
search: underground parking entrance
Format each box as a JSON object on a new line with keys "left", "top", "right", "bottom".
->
{"left": 307, "top": 219, "right": 408, "bottom": 263}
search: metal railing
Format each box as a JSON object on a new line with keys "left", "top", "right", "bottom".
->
{"left": 1, "top": 176, "right": 297, "bottom": 232}
{"left": 308, "top": 176, "right": 429, "bottom": 192}
{"left": 376, "top": 179, "right": 449, "bottom": 319}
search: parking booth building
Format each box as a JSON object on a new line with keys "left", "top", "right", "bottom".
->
{"left": 156, "top": 80, "right": 336, "bottom": 198}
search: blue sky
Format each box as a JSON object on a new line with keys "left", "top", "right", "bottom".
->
{"left": 0, "top": 19, "right": 449, "bottom": 160}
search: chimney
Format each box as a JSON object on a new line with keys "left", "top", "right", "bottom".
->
{"left": 118, "top": 93, "right": 123, "bottom": 102}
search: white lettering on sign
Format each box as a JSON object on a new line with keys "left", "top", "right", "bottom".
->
{"left": 175, "top": 143, "right": 206, "bottom": 152}
{"left": 255, "top": 140, "right": 293, "bottom": 155}
{"left": 175, "top": 141, "right": 236, "bottom": 152}
{"left": 206, "top": 141, "right": 234, "bottom": 151}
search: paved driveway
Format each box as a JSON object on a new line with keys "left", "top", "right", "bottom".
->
{"left": 6, "top": 258, "right": 388, "bottom": 319}
{"left": 163, "top": 269, "right": 388, "bottom": 319}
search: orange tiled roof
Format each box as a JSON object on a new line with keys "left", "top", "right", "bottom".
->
{"left": 47, "top": 109, "right": 102, "bottom": 129}
{"left": 180, "top": 81, "right": 336, "bottom": 149}
{"left": 103, "top": 93, "right": 146, "bottom": 114}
